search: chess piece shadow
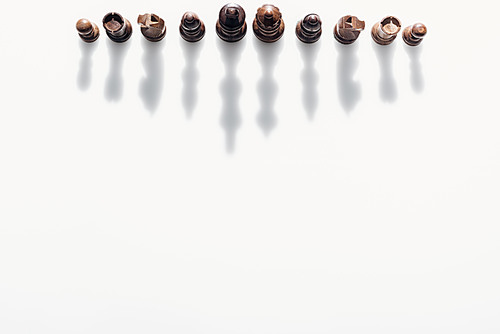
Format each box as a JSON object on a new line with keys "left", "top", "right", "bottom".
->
{"left": 77, "top": 40, "right": 98, "bottom": 91}
{"left": 254, "top": 38, "right": 284, "bottom": 136}
{"left": 139, "top": 38, "right": 165, "bottom": 113}
{"left": 105, "top": 39, "right": 131, "bottom": 101}
{"left": 217, "top": 38, "right": 245, "bottom": 154}
{"left": 372, "top": 41, "right": 397, "bottom": 102}
{"left": 405, "top": 45, "right": 424, "bottom": 93}
{"left": 297, "top": 39, "right": 320, "bottom": 120}
{"left": 181, "top": 38, "right": 203, "bottom": 118}
{"left": 336, "top": 42, "right": 362, "bottom": 113}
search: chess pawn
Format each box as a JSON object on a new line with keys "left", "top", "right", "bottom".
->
{"left": 76, "top": 19, "right": 100, "bottom": 43}
{"left": 296, "top": 14, "right": 322, "bottom": 43}
{"left": 402, "top": 23, "right": 427, "bottom": 46}
{"left": 180, "top": 12, "right": 205, "bottom": 42}
{"left": 253, "top": 4, "right": 285, "bottom": 43}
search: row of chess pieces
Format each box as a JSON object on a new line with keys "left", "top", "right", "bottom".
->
{"left": 77, "top": 4, "right": 427, "bottom": 46}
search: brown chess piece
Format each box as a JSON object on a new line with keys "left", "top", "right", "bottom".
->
{"left": 180, "top": 12, "right": 205, "bottom": 42}
{"left": 216, "top": 3, "right": 247, "bottom": 42}
{"left": 102, "top": 12, "right": 133, "bottom": 43}
{"left": 137, "top": 13, "right": 166, "bottom": 42}
{"left": 296, "top": 14, "right": 322, "bottom": 43}
{"left": 371, "top": 16, "right": 401, "bottom": 45}
{"left": 76, "top": 19, "right": 100, "bottom": 43}
{"left": 334, "top": 15, "right": 365, "bottom": 45}
{"left": 253, "top": 4, "right": 285, "bottom": 43}
{"left": 402, "top": 23, "right": 427, "bottom": 46}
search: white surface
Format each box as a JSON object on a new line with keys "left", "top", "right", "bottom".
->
{"left": 1, "top": 0, "right": 499, "bottom": 333}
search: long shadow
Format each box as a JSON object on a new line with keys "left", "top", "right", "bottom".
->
{"left": 254, "top": 37, "right": 284, "bottom": 136}
{"left": 180, "top": 38, "right": 203, "bottom": 119}
{"left": 297, "top": 39, "right": 320, "bottom": 120}
{"left": 217, "top": 38, "right": 245, "bottom": 154}
{"left": 336, "top": 42, "right": 362, "bottom": 113}
{"left": 405, "top": 45, "right": 424, "bottom": 93}
{"left": 77, "top": 40, "right": 98, "bottom": 91}
{"left": 139, "top": 39, "right": 165, "bottom": 113}
{"left": 372, "top": 41, "right": 397, "bottom": 102}
{"left": 105, "top": 39, "right": 131, "bottom": 101}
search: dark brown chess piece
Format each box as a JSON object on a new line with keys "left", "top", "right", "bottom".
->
{"left": 295, "top": 14, "right": 322, "bottom": 43}
{"left": 137, "top": 13, "right": 166, "bottom": 42}
{"left": 76, "top": 19, "right": 100, "bottom": 43}
{"left": 334, "top": 15, "right": 365, "bottom": 44}
{"left": 102, "top": 12, "right": 133, "bottom": 43}
{"left": 402, "top": 23, "right": 427, "bottom": 46}
{"left": 371, "top": 16, "right": 401, "bottom": 45}
{"left": 253, "top": 4, "right": 285, "bottom": 43}
{"left": 180, "top": 12, "right": 205, "bottom": 42}
{"left": 216, "top": 3, "right": 247, "bottom": 42}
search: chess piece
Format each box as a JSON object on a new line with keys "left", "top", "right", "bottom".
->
{"left": 102, "top": 12, "right": 133, "bottom": 43}
{"left": 334, "top": 15, "right": 365, "bottom": 44}
{"left": 180, "top": 12, "right": 205, "bottom": 42}
{"left": 402, "top": 23, "right": 427, "bottom": 46}
{"left": 296, "top": 14, "right": 322, "bottom": 43}
{"left": 76, "top": 19, "right": 100, "bottom": 43}
{"left": 137, "top": 13, "right": 166, "bottom": 42}
{"left": 216, "top": 3, "right": 247, "bottom": 42}
{"left": 371, "top": 16, "right": 401, "bottom": 45}
{"left": 253, "top": 4, "right": 285, "bottom": 43}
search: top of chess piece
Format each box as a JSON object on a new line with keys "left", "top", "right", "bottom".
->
{"left": 402, "top": 23, "right": 427, "bottom": 46}
{"left": 137, "top": 13, "right": 166, "bottom": 42}
{"left": 253, "top": 4, "right": 285, "bottom": 43}
{"left": 371, "top": 16, "right": 401, "bottom": 45}
{"left": 180, "top": 12, "right": 205, "bottom": 42}
{"left": 296, "top": 14, "right": 322, "bottom": 43}
{"left": 102, "top": 12, "right": 133, "bottom": 43}
{"left": 76, "top": 18, "right": 100, "bottom": 43}
{"left": 334, "top": 15, "right": 365, "bottom": 44}
{"left": 216, "top": 3, "right": 247, "bottom": 42}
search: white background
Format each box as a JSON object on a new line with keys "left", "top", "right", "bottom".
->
{"left": 1, "top": 0, "right": 499, "bottom": 333}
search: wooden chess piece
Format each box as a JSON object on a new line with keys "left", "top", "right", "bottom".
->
{"left": 216, "top": 3, "right": 247, "bottom": 42}
{"left": 296, "top": 14, "right": 322, "bottom": 43}
{"left": 137, "top": 13, "right": 166, "bottom": 42}
{"left": 402, "top": 23, "right": 427, "bottom": 46}
{"left": 76, "top": 19, "right": 100, "bottom": 43}
{"left": 334, "top": 15, "right": 365, "bottom": 44}
{"left": 180, "top": 12, "right": 205, "bottom": 42}
{"left": 371, "top": 16, "right": 401, "bottom": 45}
{"left": 102, "top": 12, "right": 133, "bottom": 43}
{"left": 253, "top": 4, "right": 285, "bottom": 43}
